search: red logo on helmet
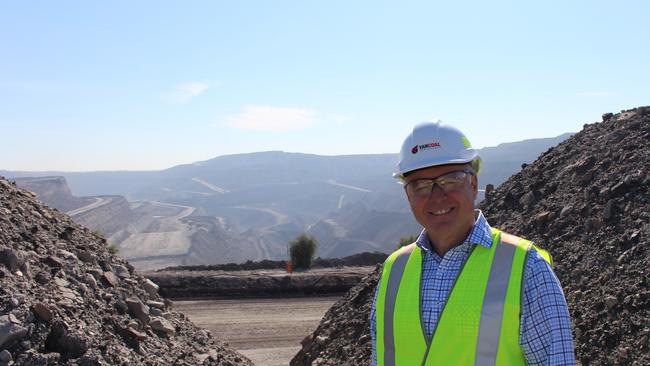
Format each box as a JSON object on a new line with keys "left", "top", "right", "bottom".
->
{"left": 411, "top": 145, "right": 419, "bottom": 154}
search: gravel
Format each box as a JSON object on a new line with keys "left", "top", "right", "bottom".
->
{"left": 0, "top": 177, "right": 253, "bottom": 365}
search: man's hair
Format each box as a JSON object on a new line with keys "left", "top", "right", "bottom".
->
{"left": 469, "top": 159, "right": 481, "bottom": 175}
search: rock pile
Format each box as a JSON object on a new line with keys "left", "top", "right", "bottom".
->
{"left": 292, "top": 106, "right": 650, "bottom": 365}
{"left": 0, "top": 179, "right": 252, "bottom": 365}
{"left": 480, "top": 106, "right": 650, "bottom": 365}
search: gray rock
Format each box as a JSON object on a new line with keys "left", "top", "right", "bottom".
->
{"left": 560, "top": 205, "right": 573, "bottom": 218}
{"left": 44, "top": 320, "right": 88, "bottom": 359}
{"left": 15, "top": 349, "right": 61, "bottom": 364}
{"left": 77, "top": 250, "right": 93, "bottom": 263}
{"left": 0, "top": 315, "right": 28, "bottom": 348}
{"left": 112, "top": 264, "right": 130, "bottom": 278}
{"left": 0, "top": 349, "right": 12, "bottom": 362}
{"left": 102, "top": 271, "right": 120, "bottom": 287}
{"left": 604, "top": 200, "right": 616, "bottom": 220}
{"left": 114, "top": 300, "right": 128, "bottom": 314}
{"left": 58, "top": 249, "right": 78, "bottom": 261}
{"left": 44, "top": 255, "right": 64, "bottom": 269}
{"left": 143, "top": 279, "right": 159, "bottom": 297}
{"left": 85, "top": 273, "right": 98, "bottom": 289}
{"left": 125, "top": 326, "right": 147, "bottom": 341}
{"left": 0, "top": 249, "right": 23, "bottom": 272}
{"left": 147, "top": 301, "right": 165, "bottom": 310}
{"left": 54, "top": 277, "right": 70, "bottom": 287}
{"left": 32, "top": 302, "right": 54, "bottom": 322}
{"left": 150, "top": 318, "right": 175, "bottom": 335}
{"left": 520, "top": 191, "right": 536, "bottom": 206}
{"left": 76, "top": 349, "right": 107, "bottom": 366}
{"left": 602, "top": 112, "right": 614, "bottom": 121}
{"left": 78, "top": 283, "right": 89, "bottom": 295}
{"left": 485, "top": 184, "right": 495, "bottom": 196}
{"left": 126, "top": 298, "right": 150, "bottom": 324}
{"left": 86, "top": 268, "right": 103, "bottom": 279}
{"left": 535, "top": 211, "right": 552, "bottom": 225}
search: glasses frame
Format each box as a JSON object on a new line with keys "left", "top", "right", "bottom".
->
{"left": 404, "top": 169, "right": 474, "bottom": 199}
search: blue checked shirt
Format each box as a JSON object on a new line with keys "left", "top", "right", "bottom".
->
{"left": 370, "top": 210, "right": 576, "bottom": 365}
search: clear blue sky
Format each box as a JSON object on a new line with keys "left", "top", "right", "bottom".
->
{"left": 1, "top": 1, "right": 648, "bottom": 171}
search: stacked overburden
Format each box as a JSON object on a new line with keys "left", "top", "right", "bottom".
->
{"left": 481, "top": 107, "right": 650, "bottom": 365}
{"left": 0, "top": 179, "right": 252, "bottom": 365}
{"left": 293, "top": 106, "right": 650, "bottom": 365}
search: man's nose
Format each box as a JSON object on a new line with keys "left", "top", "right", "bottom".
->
{"left": 428, "top": 184, "right": 447, "bottom": 198}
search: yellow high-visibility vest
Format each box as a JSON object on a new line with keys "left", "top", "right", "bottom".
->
{"left": 376, "top": 228, "right": 552, "bottom": 366}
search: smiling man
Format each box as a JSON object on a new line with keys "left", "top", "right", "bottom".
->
{"left": 370, "top": 121, "right": 576, "bottom": 365}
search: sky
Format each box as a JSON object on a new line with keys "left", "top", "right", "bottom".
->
{"left": 1, "top": 1, "right": 649, "bottom": 172}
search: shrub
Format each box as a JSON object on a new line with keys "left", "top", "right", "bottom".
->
{"left": 289, "top": 234, "right": 318, "bottom": 269}
{"left": 107, "top": 243, "right": 119, "bottom": 254}
{"left": 397, "top": 235, "right": 418, "bottom": 249}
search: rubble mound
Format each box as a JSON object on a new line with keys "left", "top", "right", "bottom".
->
{"left": 0, "top": 178, "right": 252, "bottom": 365}
{"left": 480, "top": 107, "right": 650, "bottom": 365}
{"left": 292, "top": 106, "right": 650, "bottom": 365}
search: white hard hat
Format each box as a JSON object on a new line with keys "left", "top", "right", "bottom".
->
{"left": 394, "top": 120, "right": 482, "bottom": 179}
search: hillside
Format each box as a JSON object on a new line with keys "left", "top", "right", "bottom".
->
{"left": 292, "top": 107, "right": 650, "bottom": 365}
{"left": 4, "top": 135, "right": 571, "bottom": 269}
{"left": 0, "top": 178, "right": 252, "bottom": 365}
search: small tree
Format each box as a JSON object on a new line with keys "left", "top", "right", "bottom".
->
{"left": 107, "top": 243, "right": 119, "bottom": 254}
{"left": 289, "top": 234, "right": 318, "bottom": 270}
{"left": 397, "top": 235, "right": 418, "bottom": 249}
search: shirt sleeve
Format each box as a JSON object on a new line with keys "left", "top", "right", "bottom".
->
{"left": 520, "top": 250, "right": 577, "bottom": 365}
{"left": 370, "top": 281, "right": 379, "bottom": 366}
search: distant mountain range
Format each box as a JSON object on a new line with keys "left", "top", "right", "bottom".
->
{"left": 2, "top": 133, "right": 572, "bottom": 269}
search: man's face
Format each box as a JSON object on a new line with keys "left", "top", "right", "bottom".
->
{"left": 404, "top": 164, "right": 478, "bottom": 248}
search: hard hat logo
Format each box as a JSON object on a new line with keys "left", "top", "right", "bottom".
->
{"left": 412, "top": 142, "right": 440, "bottom": 154}
{"left": 418, "top": 142, "right": 441, "bottom": 151}
{"left": 394, "top": 121, "right": 481, "bottom": 179}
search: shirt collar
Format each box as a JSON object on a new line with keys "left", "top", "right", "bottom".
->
{"left": 416, "top": 209, "right": 493, "bottom": 254}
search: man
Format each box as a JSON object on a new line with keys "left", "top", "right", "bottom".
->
{"left": 370, "top": 121, "right": 575, "bottom": 365}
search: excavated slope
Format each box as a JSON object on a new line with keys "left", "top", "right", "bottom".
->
{"left": 0, "top": 178, "right": 252, "bottom": 365}
{"left": 292, "top": 106, "right": 650, "bottom": 366}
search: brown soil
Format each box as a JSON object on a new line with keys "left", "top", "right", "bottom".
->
{"left": 175, "top": 296, "right": 339, "bottom": 366}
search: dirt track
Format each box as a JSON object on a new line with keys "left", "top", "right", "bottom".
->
{"left": 174, "top": 296, "right": 340, "bottom": 366}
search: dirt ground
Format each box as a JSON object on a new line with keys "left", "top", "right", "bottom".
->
{"left": 174, "top": 296, "right": 340, "bottom": 366}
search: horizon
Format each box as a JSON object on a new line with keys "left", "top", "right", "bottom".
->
{"left": 1, "top": 1, "right": 648, "bottom": 171}
{"left": 1, "top": 131, "right": 572, "bottom": 173}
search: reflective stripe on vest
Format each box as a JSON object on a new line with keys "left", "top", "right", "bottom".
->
{"left": 376, "top": 229, "right": 552, "bottom": 366}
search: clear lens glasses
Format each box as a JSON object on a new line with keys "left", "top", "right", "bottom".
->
{"left": 404, "top": 170, "right": 473, "bottom": 199}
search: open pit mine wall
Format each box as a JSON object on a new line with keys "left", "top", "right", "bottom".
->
{"left": 145, "top": 269, "right": 373, "bottom": 298}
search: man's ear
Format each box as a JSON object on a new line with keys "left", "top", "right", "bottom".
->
{"left": 471, "top": 175, "right": 478, "bottom": 198}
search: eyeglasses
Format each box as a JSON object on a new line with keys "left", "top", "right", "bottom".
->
{"left": 404, "top": 170, "right": 474, "bottom": 199}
